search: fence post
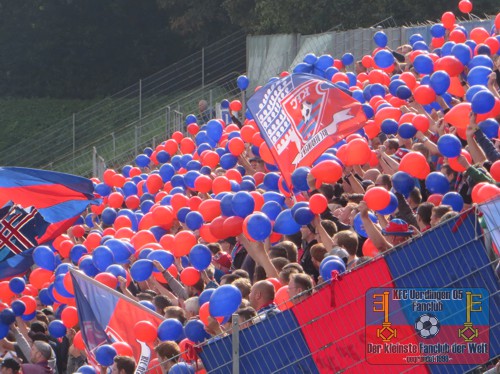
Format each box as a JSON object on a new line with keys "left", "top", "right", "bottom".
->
{"left": 134, "top": 126, "right": 138, "bottom": 155}
{"left": 209, "top": 89, "right": 213, "bottom": 115}
{"left": 165, "top": 106, "right": 171, "bottom": 134}
{"left": 241, "top": 91, "right": 246, "bottom": 120}
{"left": 232, "top": 313, "right": 239, "bottom": 374}
{"left": 92, "top": 147, "right": 97, "bottom": 177}
{"left": 111, "top": 132, "right": 116, "bottom": 159}
{"left": 139, "top": 79, "right": 143, "bottom": 125}
{"left": 72, "top": 113, "right": 76, "bottom": 173}
{"left": 202, "top": 48, "right": 205, "bottom": 88}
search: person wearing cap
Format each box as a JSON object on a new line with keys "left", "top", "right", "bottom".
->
{"left": 358, "top": 201, "right": 415, "bottom": 252}
{"left": 21, "top": 341, "right": 54, "bottom": 374}
{"left": 1, "top": 358, "right": 20, "bottom": 374}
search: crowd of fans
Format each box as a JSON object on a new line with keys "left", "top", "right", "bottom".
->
{"left": 1, "top": 5, "right": 500, "bottom": 374}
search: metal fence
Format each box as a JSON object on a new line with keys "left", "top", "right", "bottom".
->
{"left": 165, "top": 198, "right": 499, "bottom": 374}
{"left": 0, "top": 30, "right": 246, "bottom": 172}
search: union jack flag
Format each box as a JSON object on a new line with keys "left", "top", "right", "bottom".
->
{"left": 0, "top": 203, "right": 49, "bottom": 278}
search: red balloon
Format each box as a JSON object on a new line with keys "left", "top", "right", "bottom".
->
{"left": 474, "top": 184, "right": 500, "bottom": 203}
{"left": 20, "top": 295, "right": 37, "bottom": 314}
{"left": 95, "top": 272, "right": 118, "bottom": 289}
{"left": 362, "top": 238, "right": 379, "bottom": 258}
{"left": 259, "top": 142, "right": 275, "bottom": 165}
{"left": 198, "top": 199, "right": 221, "bottom": 222}
{"left": 187, "top": 123, "right": 199, "bottom": 135}
{"left": 223, "top": 216, "right": 244, "bottom": 237}
{"left": 228, "top": 137, "right": 245, "bottom": 156}
{"left": 132, "top": 230, "right": 157, "bottom": 251}
{"left": 0, "top": 281, "right": 15, "bottom": 301}
{"left": 399, "top": 152, "right": 430, "bottom": 179}
{"left": 427, "top": 194, "right": 443, "bottom": 206}
{"left": 250, "top": 191, "right": 264, "bottom": 211}
{"left": 226, "top": 169, "right": 242, "bottom": 183}
{"left": 107, "top": 192, "right": 124, "bottom": 209}
{"left": 29, "top": 268, "right": 53, "bottom": 290}
{"left": 134, "top": 321, "right": 157, "bottom": 343}
{"left": 194, "top": 175, "right": 212, "bottom": 193}
{"left": 490, "top": 160, "right": 500, "bottom": 182}
{"left": 71, "top": 225, "right": 85, "bottom": 238}
{"left": 449, "top": 29, "right": 467, "bottom": 44}
{"left": 171, "top": 131, "right": 184, "bottom": 143}
{"left": 61, "top": 306, "right": 79, "bottom": 328}
{"left": 275, "top": 285, "right": 294, "bottom": 311}
{"left": 458, "top": 0, "right": 472, "bottom": 13}
{"left": 448, "top": 150, "right": 472, "bottom": 172}
{"left": 63, "top": 272, "right": 75, "bottom": 295}
{"left": 173, "top": 231, "right": 197, "bottom": 257}
{"left": 346, "top": 139, "right": 371, "bottom": 165}
{"left": 309, "top": 194, "right": 328, "bottom": 214}
{"left": 103, "top": 169, "right": 116, "bottom": 186}
{"left": 212, "top": 176, "right": 231, "bottom": 194}
{"left": 364, "top": 187, "right": 391, "bottom": 211}
{"left": 180, "top": 138, "right": 196, "bottom": 154}
{"left": 311, "top": 160, "right": 343, "bottom": 183}
{"left": 432, "top": 37, "right": 445, "bottom": 49}
{"left": 180, "top": 267, "right": 200, "bottom": 286}
{"left": 146, "top": 174, "right": 164, "bottom": 194}
{"left": 444, "top": 102, "right": 471, "bottom": 128}
{"left": 199, "top": 224, "right": 219, "bottom": 243}
{"left": 470, "top": 27, "right": 489, "bottom": 44}
{"left": 112, "top": 174, "right": 126, "bottom": 188}
{"left": 152, "top": 206, "right": 174, "bottom": 227}
{"left": 374, "top": 106, "right": 402, "bottom": 126}
{"left": 399, "top": 72, "right": 417, "bottom": 89}
{"left": 412, "top": 115, "right": 430, "bottom": 133}
{"left": 441, "top": 11, "right": 456, "bottom": 29}
{"left": 170, "top": 194, "right": 189, "bottom": 213}
{"left": 199, "top": 302, "right": 224, "bottom": 326}
{"left": 484, "top": 37, "right": 500, "bottom": 55}
{"left": 230, "top": 100, "right": 242, "bottom": 111}
{"left": 112, "top": 342, "right": 134, "bottom": 358}
{"left": 58, "top": 240, "right": 74, "bottom": 259}
{"left": 364, "top": 120, "right": 381, "bottom": 139}
{"left": 209, "top": 217, "right": 227, "bottom": 240}
{"left": 361, "top": 55, "right": 373, "bottom": 68}
{"left": 414, "top": 85, "right": 436, "bottom": 105}
{"left": 434, "top": 56, "right": 464, "bottom": 77}
{"left": 125, "top": 195, "right": 140, "bottom": 210}
{"left": 240, "top": 125, "right": 257, "bottom": 143}
{"left": 73, "top": 331, "right": 85, "bottom": 350}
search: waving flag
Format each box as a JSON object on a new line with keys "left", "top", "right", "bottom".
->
{"left": 71, "top": 269, "right": 164, "bottom": 365}
{"left": 0, "top": 167, "right": 98, "bottom": 242}
{"left": 247, "top": 73, "right": 366, "bottom": 187}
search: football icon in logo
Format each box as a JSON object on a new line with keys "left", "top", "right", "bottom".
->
{"left": 415, "top": 314, "right": 440, "bottom": 339}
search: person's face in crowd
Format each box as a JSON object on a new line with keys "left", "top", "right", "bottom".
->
{"left": 348, "top": 208, "right": 359, "bottom": 226}
{"left": 1, "top": 366, "right": 16, "bottom": 374}
{"left": 375, "top": 175, "right": 389, "bottom": 190}
{"left": 30, "top": 345, "right": 44, "bottom": 364}
{"left": 371, "top": 137, "right": 381, "bottom": 149}
{"left": 248, "top": 287, "right": 259, "bottom": 309}
{"left": 300, "top": 225, "right": 314, "bottom": 242}
{"left": 287, "top": 279, "right": 301, "bottom": 300}
{"left": 430, "top": 211, "right": 440, "bottom": 227}
{"left": 198, "top": 100, "right": 208, "bottom": 113}
{"left": 250, "top": 160, "right": 266, "bottom": 172}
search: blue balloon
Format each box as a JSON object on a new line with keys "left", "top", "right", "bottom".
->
{"left": 237, "top": 75, "right": 249, "bottom": 90}
{"left": 273, "top": 209, "right": 301, "bottom": 235}
{"left": 54, "top": 274, "right": 73, "bottom": 298}
{"left": 135, "top": 154, "right": 150, "bottom": 168}
{"left": 158, "top": 318, "right": 184, "bottom": 341}
{"left": 430, "top": 71, "right": 450, "bottom": 95}
{"left": 362, "top": 103, "right": 374, "bottom": 119}
{"left": 320, "top": 257, "right": 346, "bottom": 281}
{"left": 412, "top": 41, "right": 429, "bottom": 51}
{"left": 293, "top": 62, "right": 313, "bottom": 74}
{"left": 101, "top": 208, "right": 117, "bottom": 225}
{"left": 185, "top": 211, "right": 204, "bottom": 230}
{"left": 471, "top": 90, "right": 495, "bottom": 114}
{"left": 263, "top": 191, "right": 286, "bottom": 206}
{"left": 352, "top": 89, "right": 365, "bottom": 103}
{"left": 189, "top": 244, "right": 212, "bottom": 271}
{"left": 11, "top": 300, "right": 26, "bottom": 317}
{"left": 38, "top": 288, "right": 54, "bottom": 306}
{"left": 468, "top": 55, "right": 494, "bottom": 70}
{"left": 184, "top": 171, "right": 200, "bottom": 189}
{"left": 398, "top": 123, "right": 417, "bottom": 139}
{"left": 478, "top": 119, "right": 499, "bottom": 139}
{"left": 105, "top": 239, "right": 133, "bottom": 264}
{"left": 341, "top": 53, "right": 354, "bottom": 66}
{"left": 425, "top": 172, "right": 450, "bottom": 195}
{"left": 467, "top": 66, "right": 492, "bottom": 86}
{"left": 156, "top": 150, "right": 170, "bottom": 164}
{"left": 0, "top": 309, "right": 15, "bottom": 325}
{"left": 206, "top": 120, "right": 223, "bottom": 142}
{"left": 169, "top": 363, "right": 195, "bottom": 374}
{"left": 381, "top": 119, "right": 399, "bottom": 135}
{"left": 437, "top": 134, "right": 462, "bottom": 158}
{"left": 231, "top": 191, "right": 255, "bottom": 218}
{"left": 377, "top": 192, "right": 398, "bottom": 215}
{"left": 79, "top": 257, "right": 99, "bottom": 277}
{"left": 186, "top": 114, "right": 197, "bottom": 125}
{"left": 9, "top": 277, "right": 25, "bottom": 294}
{"left": 409, "top": 33, "right": 424, "bottom": 45}
{"left": 220, "top": 153, "right": 238, "bottom": 170}
{"left": 442, "top": 192, "right": 464, "bottom": 212}
{"left": 240, "top": 179, "right": 256, "bottom": 191}
{"left": 219, "top": 193, "right": 234, "bottom": 216}
{"left": 353, "top": 212, "right": 378, "bottom": 238}
{"left": 130, "top": 259, "right": 154, "bottom": 282}
{"left": 451, "top": 44, "right": 472, "bottom": 66}
{"left": 291, "top": 167, "right": 311, "bottom": 192}
{"left": 139, "top": 300, "right": 155, "bottom": 311}
{"left": 260, "top": 201, "right": 282, "bottom": 221}
{"left": 33, "top": 245, "right": 56, "bottom": 271}
{"left": 396, "top": 85, "right": 412, "bottom": 100}
{"left": 184, "top": 319, "right": 210, "bottom": 344}
{"left": 48, "top": 320, "right": 67, "bottom": 338}
{"left": 392, "top": 172, "right": 415, "bottom": 196}
{"left": 413, "top": 55, "right": 434, "bottom": 75}
{"left": 106, "top": 264, "right": 127, "bottom": 279}
{"left": 389, "top": 79, "right": 405, "bottom": 96}
{"left": 122, "top": 181, "right": 138, "bottom": 196}
{"left": 246, "top": 213, "right": 272, "bottom": 241}
{"left": 370, "top": 83, "right": 386, "bottom": 98}
{"left": 0, "top": 323, "right": 9, "bottom": 339}
{"left": 92, "top": 246, "right": 115, "bottom": 272}
{"left": 441, "top": 41, "right": 456, "bottom": 56}
{"left": 303, "top": 53, "right": 317, "bottom": 65}
{"left": 293, "top": 207, "right": 315, "bottom": 225}
{"left": 77, "top": 366, "right": 96, "bottom": 374}
{"left": 21, "top": 312, "right": 36, "bottom": 321}
{"left": 374, "top": 50, "right": 394, "bottom": 68}
{"left": 209, "top": 285, "right": 242, "bottom": 317}
{"left": 263, "top": 172, "right": 280, "bottom": 191}
{"left": 199, "top": 289, "right": 215, "bottom": 306}
{"left": 465, "top": 85, "right": 488, "bottom": 102}
{"left": 176, "top": 207, "right": 190, "bottom": 223}
{"left": 315, "top": 54, "right": 334, "bottom": 70}
{"left": 373, "top": 31, "right": 388, "bottom": 47}
{"left": 430, "top": 24, "right": 446, "bottom": 38}
{"left": 95, "top": 345, "right": 117, "bottom": 367}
